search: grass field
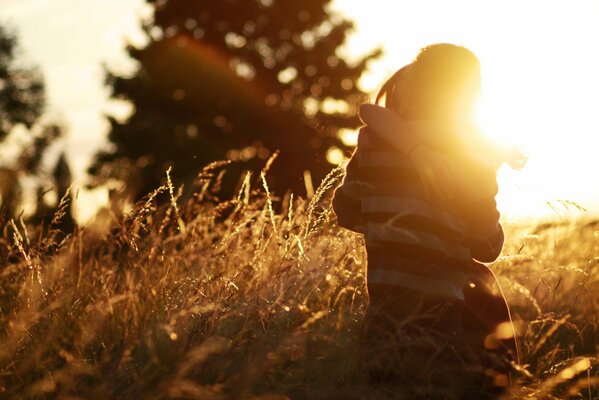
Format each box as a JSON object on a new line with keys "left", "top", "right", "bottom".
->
{"left": 1, "top": 164, "right": 598, "bottom": 399}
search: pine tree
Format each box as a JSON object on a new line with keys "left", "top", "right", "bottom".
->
{"left": 89, "top": 0, "right": 380, "bottom": 200}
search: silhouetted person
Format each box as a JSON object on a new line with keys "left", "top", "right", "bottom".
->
{"left": 333, "top": 44, "right": 525, "bottom": 399}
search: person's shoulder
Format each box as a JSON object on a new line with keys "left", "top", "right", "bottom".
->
{"left": 356, "top": 125, "right": 398, "bottom": 152}
{"left": 356, "top": 126, "right": 371, "bottom": 147}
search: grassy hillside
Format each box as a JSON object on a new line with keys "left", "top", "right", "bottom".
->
{"left": 1, "top": 164, "right": 598, "bottom": 399}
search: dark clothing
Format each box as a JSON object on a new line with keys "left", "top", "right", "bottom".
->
{"left": 333, "top": 127, "right": 505, "bottom": 300}
{"left": 332, "top": 126, "right": 518, "bottom": 398}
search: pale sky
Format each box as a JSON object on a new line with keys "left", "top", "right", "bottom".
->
{"left": 2, "top": 0, "right": 599, "bottom": 222}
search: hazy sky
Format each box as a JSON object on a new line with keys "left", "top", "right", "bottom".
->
{"left": 2, "top": 0, "right": 599, "bottom": 221}
{"left": 1, "top": 0, "right": 148, "bottom": 174}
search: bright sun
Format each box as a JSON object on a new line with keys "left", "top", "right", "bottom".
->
{"left": 474, "top": 95, "right": 517, "bottom": 149}
{"left": 333, "top": 0, "right": 599, "bottom": 219}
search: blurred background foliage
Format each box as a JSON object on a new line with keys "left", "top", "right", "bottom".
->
{"left": 88, "top": 0, "right": 380, "bottom": 202}
{"left": 0, "top": 24, "right": 73, "bottom": 234}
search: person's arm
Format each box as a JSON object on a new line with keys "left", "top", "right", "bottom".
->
{"left": 359, "top": 104, "right": 422, "bottom": 157}
{"left": 463, "top": 200, "right": 505, "bottom": 262}
{"left": 358, "top": 103, "right": 455, "bottom": 201}
{"left": 457, "top": 167, "right": 504, "bottom": 262}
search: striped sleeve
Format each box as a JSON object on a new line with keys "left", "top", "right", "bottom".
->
{"left": 463, "top": 199, "right": 504, "bottom": 262}
{"left": 460, "top": 174, "right": 505, "bottom": 262}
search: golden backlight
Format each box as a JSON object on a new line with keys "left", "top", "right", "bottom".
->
{"left": 333, "top": 0, "right": 599, "bottom": 219}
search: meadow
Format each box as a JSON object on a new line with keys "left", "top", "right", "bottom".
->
{"left": 1, "top": 162, "right": 598, "bottom": 399}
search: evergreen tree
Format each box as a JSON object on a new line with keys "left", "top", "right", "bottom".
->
{"left": 0, "top": 24, "right": 73, "bottom": 230}
{"left": 90, "top": 0, "right": 380, "bottom": 200}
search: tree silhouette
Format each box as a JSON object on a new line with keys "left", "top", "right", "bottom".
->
{"left": 0, "top": 25, "right": 73, "bottom": 231}
{"left": 89, "top": 0, "right": 379, "bottom": 200}
{"left": 0, "top": 26, "right": 44, "bottom": 142}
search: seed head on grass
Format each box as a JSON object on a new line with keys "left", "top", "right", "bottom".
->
{"left": 1, "top": 163, "right": 599, "bottom": 399}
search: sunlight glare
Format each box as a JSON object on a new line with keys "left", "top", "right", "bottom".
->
{"left": 332, "top": 0, "right": 599, "bottom": 218}
{"left": 474, "top": 94, "right": 518, "bottom": 149}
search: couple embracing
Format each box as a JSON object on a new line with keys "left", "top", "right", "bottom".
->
{"left": 333, "top": 43, "right": 526, "bottom": 399}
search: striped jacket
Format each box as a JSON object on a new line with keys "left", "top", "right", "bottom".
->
{"left": 333, "top": 126, "right": 504, "bottom": 301}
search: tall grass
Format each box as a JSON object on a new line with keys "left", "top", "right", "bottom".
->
{"left": 1, "top": 163, "right": 598, "bottom": 399}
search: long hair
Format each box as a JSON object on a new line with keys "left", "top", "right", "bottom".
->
{"left": 376, "top": 44, "right": 481, "bottom": 122}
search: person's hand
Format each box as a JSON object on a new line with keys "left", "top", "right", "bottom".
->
{"left": 358, "top": 103, "right": 457, "bottom": 202}
{"left": 408, "top": 143, "right": 456, "bottom": 202}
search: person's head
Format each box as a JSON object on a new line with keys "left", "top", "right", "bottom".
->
{"left": 376, "top": 44, "right": 481, "bottom": 125}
